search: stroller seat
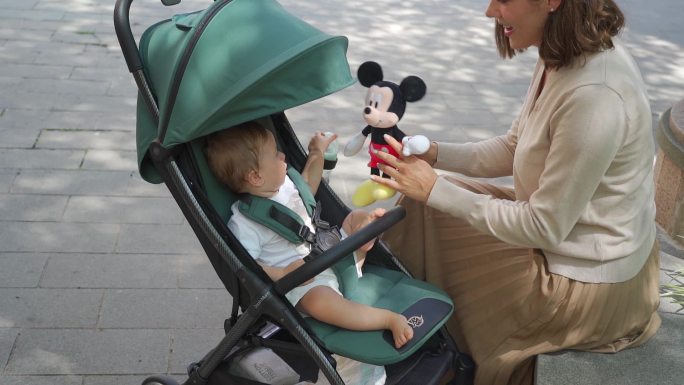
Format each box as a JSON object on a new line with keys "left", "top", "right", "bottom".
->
{"left": 188, "top": 127, "right": 453, "bottom": 366}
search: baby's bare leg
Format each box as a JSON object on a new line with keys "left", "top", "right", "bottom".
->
{"left": 297, "top": 286, "right": 413, "bottom": 348}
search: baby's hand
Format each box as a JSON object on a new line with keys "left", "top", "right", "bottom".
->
{"left": 308, "top": 131, "right": 338, "bottom": 155}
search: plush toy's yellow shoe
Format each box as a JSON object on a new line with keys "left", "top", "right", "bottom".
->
{"left": 352, "top": 179, "right": 377, "bottom": 207}
{"left": 352, "top": 180, "right": 397, "bottom": 207}
{"left": 372, "top": 183, "right": 396, "bottom": 201}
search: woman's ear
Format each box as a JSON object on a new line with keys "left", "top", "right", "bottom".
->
{"left": 548, "top": 0, "right": 562, "bottom": 12}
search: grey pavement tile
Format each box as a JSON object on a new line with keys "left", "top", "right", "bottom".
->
{"left": 81, "top": 150, "right": 137, "bottom": 171}
{"left": 84, "top": 375, "right": 182, "bottom": 385}
{"left": 0, "top": 222, "right": 119, "bottom": 253}
{"left": 0, "top": 109, "right": 53, "bottom": 130}
{"left": 16, "top": 79, "right": 110, "bottom": 96}
{"left": 0, "top": 170, "right": 18, "bottom": 193}
{"left": 5, "top": 329, "right": 170, "bottom": 375}
{"left": 126, "top": 173, "right": 172, "bottom": 198}
{"left": 0, "top": 9, "right": 65, "bottom": 22}
{"left": 0, "top": 27, "right": 52, "bottom": 43}
{"left": 63, "top": 196, "right": 184, "bottom": 224}
{"left": 0, "top": 127, "right": 42, "bottom": 149}
{"left": 41, "top": 111, "right": 135, "bottom": 131}
{"left": 41, "top": 253, "right": 180, "bottom": 289}
{"left": 0, "top": 91, "right": 81, "bottom": 111}
{"left": 0, "top": 288, "right": 102, "bottom": 328}
{"left": 0, "top": 328, "right": 19, "bottom": 370}
{"left": 0, "top": 149, "right": 84, "bottom": 170}
{"left": 98, "top": 289, "right": 231, "bottom": 329}
{"left": 70, "top": 66, "right": 131, "bottom": 83}
{"left": 0, "top": 194, "right": 68, "bottom": 221}
{"left": 11, "top": 170, "right": 133, "bottom": 196}
{"left": 0, "top": 45, "right": 38, "bottom": 65}
{"left": 169, "top": 328, "right": 225, "bottom": 373}
{"left": 0, "top": 376, "right": 82, "bottom": 385}
{"left": 178, "top": 254, "right": 225, "bottom": 289}
{"left": 115, "top": 224, "right": 203, "bottom": 255}
{"left": 0, "top": 253, "right": 48, "bottom": 288}
{"left": 36, "top": 130, "right": 135, "bottom": 151}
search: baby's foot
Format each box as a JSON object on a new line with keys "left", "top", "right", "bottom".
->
{"left": 388, "top": 313, "right": 414, "bottom": 349}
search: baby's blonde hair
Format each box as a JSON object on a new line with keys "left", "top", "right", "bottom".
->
{"left": 206, "top": 121, "right": 270, "bottom": 193}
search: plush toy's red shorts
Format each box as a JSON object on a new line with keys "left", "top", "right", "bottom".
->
{"left": 368, "top": 142, "right": 399, "bottom": 168}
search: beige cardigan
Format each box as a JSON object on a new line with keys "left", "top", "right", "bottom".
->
{"left": 427, "top": 41, "right": 656, "bottom": 283}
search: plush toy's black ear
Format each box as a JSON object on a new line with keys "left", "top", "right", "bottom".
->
{"left": 357, "top": 61, "right": 384, "bottom": 87}
{"left": 400, "top": 76, "right": 427, "bottom": 102}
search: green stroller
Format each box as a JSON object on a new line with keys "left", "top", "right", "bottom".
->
{"left": 114, "top": 0, "right": 474, "bottom": 384}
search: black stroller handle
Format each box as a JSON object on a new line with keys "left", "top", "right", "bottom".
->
{"left": 274, "top": 206, "right": 406, "bottom": 295}
{"left": 113, "top": 0, "right": 180, "bottom": 73}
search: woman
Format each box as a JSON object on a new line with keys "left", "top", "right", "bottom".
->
{"left": 372, "top": 0, "right": 661, "bottom": 384}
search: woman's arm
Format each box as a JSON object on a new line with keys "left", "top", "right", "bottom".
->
{"left": 374, "top": 86, "right": 629, "bottom": 249}
{"left": 429, "top": 86, "right": 628, "bottom": 248}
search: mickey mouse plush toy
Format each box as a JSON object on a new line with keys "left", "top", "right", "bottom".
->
{"left": 343, "top": 61, "right": 430, "bottom": 207}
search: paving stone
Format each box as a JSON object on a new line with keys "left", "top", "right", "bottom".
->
{"left": 36, "top": 130, "right": 135, "bottom": 151}
{"left": 81, "top": 150, "right": 137, "bottom": 171}
{"left": 0, "top": 127, "right": 42, "bottom": 148}
{"left": 0, "top": 222, "right": 119, "bottom": 253}
{"left": 83, "top": 375, "right": 180, "bottom": 385}
{"left": 0, "top": 375, "right": 82, "bottom": 385}
{"left": 170, "top": 328, "right": 226, "bottom": 373}
{"left": 40, "top": 253, "right": 180, "bottom": 289}
{"left": 0, "top": 288, "right": 102, "bottom": 328}
{"left": 0, "top": 194, "right": 68, "bottom": 221}
{"left": 0, "top": 149, "right": 84, "bottom": 169}
{"left": 17, "top": 78, "right": 110, "bottom": 96}
{"left": 178, "top": 254, "right": 225, "bottom": 289}
{"left": 63, "top": 196, "right": 184, "bottom": 224}
{"left": 0, "top": 27, "right": 52, "bottom": 43}
{"left": 0, "top": 328, "right": 19, "bottom": 370}
{"left": 98, "top": 289, "right": 231, "bottom": 329}
{"left": 5, "top": 329, "right": 170, "bottom": 375}
{"left": 0, "top": 9, "right": 65, "bottom": 22}
{"left": 0, "top": 170, "right": 18, "bottom": 193}
{"left": 11, "top": 169, "right": 133, "bottom": 196}
{"left": 116, "top": 224, "right": 203, "bottom": 255}
{"left": 0, "top": 91, "right": 81, "bottom": 111}
{"left": 39, "top": 111, "right": 135, "bottom": 131}
{"left": 0, "top": 109, "right": 53, "bottom": 130}
{"left": 0, "top": 253, "right": 48, "bottom": 288}
{"left": 126, "top": 173, "right": 172, "bottom": 198}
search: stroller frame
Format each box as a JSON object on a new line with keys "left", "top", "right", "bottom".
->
{"left": 114, "top": 1, "right": 474, "bottom": 384}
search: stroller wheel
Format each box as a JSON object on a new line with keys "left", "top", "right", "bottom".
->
{"left": 141, "top": 375, "right": 179, "bottom": 385}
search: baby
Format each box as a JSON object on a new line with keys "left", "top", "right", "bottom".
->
{"left": 206, "top": 121, "right": 413, "bottom": 349}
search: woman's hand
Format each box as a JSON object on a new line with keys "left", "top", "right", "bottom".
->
{"left": 371, "top": 134, "right": 438, "bottom": 203}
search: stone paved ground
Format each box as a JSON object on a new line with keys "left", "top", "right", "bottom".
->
{"left": 0, "top": 0, "right": 683, "bottom": 384}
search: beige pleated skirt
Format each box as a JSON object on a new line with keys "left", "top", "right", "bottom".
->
{"left": 381, "top": 176, "right": 661, "bottom": 385}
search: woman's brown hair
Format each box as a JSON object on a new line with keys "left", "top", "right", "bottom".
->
{"left": 495, "top": 0, "right": 625, "bottom": 69}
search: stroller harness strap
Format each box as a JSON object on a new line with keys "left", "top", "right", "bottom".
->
{"left": 237, "top": 167, "right": 341, "bottom": 253}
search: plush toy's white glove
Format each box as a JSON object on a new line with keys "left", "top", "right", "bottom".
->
{"left": 402, "top": 135, "right": 430, "bottom": 156}
{"left": 343, "top": 133, "right": 367, "bottom": 157}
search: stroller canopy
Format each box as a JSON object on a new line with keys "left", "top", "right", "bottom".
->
{"left": 136, "top": 0, "right": 355, "bottom": 183}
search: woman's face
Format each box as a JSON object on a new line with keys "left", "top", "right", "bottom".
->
{"left": 485, "top": 0, "right": 552, "bottom": 50}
